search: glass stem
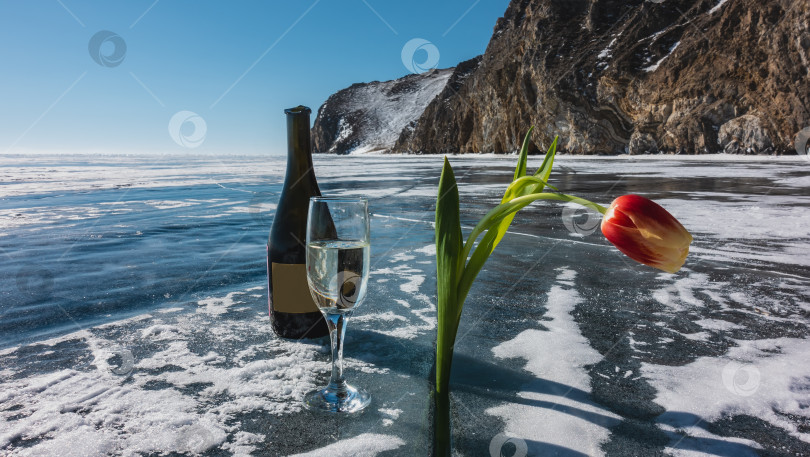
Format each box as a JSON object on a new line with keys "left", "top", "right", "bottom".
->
{"left": 325, "top": 312, "right": 348, "bottom": 390}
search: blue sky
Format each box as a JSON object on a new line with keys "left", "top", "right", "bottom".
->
{"left": 0, "top": 0, "right": 509, "bottom": 155}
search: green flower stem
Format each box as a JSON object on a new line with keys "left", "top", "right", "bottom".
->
{"left": 451, "top": 193, "right": 606, "bottom": 325}
{"left": 432, "top": 128, "right": 609, "bottom": 456}
{"left": 435, "top": 318, "right": 458, "bottom": 395}
{"left": 506, "top": 175, "right": 559, "bottom": 195}
{"left": 433, "top": 388, "right": 451, "bottom": 455}
{"left": 460, "top": 192, "right": 608, "bottom": 271}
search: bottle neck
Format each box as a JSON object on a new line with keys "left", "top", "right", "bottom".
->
{"left": 284, "top": 108, "right": 316, "bottom": 190}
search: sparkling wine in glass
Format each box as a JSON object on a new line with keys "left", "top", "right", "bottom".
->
{"left": 303, "top": 196, "right": 371, "bottom": 413}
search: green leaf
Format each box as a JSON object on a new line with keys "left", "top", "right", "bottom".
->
{"left": 435, "top": 157, "right": 463, "bottom": 394}
{"left": 456, "top": 191, "right": 607, "bottom": 305}
{"left": 534, "top": 135, "right": 558, "bottom": 184}
{"left": 487, "top": 132, "right": 558, "bottom": 254}
{"left": 455, "top": 198, "right": 533, "bottom": 306}
{"left": 505, "top": 175, "right": 559, "bottom": 197}
{"left": 433, "top": 132, "right": 606, "bottom": 402}
{"left": 476, "top": 129, "right": 536, "bottom": 258}
{"left": 471, "top": 192, "right": 608, "bottom": 245}
{"left": 455, "top": 131, "right": 557, "bottom": 309}
{"left": 512, "top": 126, "right": 534, "bottom": 181}
{"left": 457, "top": 132, "right": 557, "bottom": 270}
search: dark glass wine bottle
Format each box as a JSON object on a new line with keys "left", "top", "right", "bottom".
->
{"left": 267, "top": 105, "right": 328, "bottom": 339}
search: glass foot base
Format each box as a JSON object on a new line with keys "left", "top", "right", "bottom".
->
{"left": 304, "top": 383, "right": 370, "bottom": 413}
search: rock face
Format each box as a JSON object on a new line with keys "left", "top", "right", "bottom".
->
{"left": 316, "top": 0, "right": 809, "bottom": 154}
{"left": 393, "top": 0, "right": 810, "bottom": 154}
{"left": 393, "top": 56, "right": 484, "bottom": 153}
{"left": 311, "top": 69, "right": 453, "bottom": 154}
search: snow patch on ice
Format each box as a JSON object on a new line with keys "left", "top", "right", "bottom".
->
{"left": 286, "top": 433, "right": 405, "bottom": 457}
{"left": 0, "top": 288, "right": 350, "bottom": 456}
{"left": 0, "top": 369, "right": 229, "bottom": 456}
{"left": 414, "top": 244, "right": 436, "bottom": 256}
{"left": 196, "top": 291, "right": 240, "bottom": 315}
{"left": 487, "top": 268, "right": 621, "bottom": 456}
{"left": 157, "top": 306, "right": 184, "bottom": 314}
{"left": 222, "top": 431, "right": 264, "bottom": 457}
{"left": 142, "top": 200, "right": 198, "bottom": 210}
{"left": 378, "top": 407, "right": 403, "bottom": 427}
{"left": 365, "top": 256, "right": 435, "bottom": 339}
{"left": 353, "top": 311, "right": 408, "bottom": 323}
{"left": 141, "top": 324, "right": 184, "bottom": 340}
{"left": 643, "top": 337, "right": 810, "bottom": 451}
{"left": 0, "top": 155, "right": 279, "bottom": 198}
{"left": 390, "top": 252, "right": 415, "bottom": 262}
{"left": 399, "top": 274, "right": 425, "bottom": 294}
{"left": 378, "top": 407, "right": 402, "bottom": 419}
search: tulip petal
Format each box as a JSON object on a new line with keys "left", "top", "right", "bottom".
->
{"left": 615, "top": 195, "right": 692, "bottom": 246}
{"left": 601, "top": 194, "right": 692, "bottom": 273}
{"left": 604, "top": 205, "right": 635, "bottom": 228}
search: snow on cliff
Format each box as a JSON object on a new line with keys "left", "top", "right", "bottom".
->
{"left": 312, "top": 69, "right": 452, "bottom": 154}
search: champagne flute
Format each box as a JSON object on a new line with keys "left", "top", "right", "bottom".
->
{"left": 303, "top": 196, "right": 371, "bottom": 413}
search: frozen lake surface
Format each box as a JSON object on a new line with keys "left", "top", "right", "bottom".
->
{"left": 1, "top": 153, "right": 809, "bottom": 456}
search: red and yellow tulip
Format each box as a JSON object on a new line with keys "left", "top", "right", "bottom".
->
{"left": 601, "top": 194, "right": 692, "bottom": 273}
{"left": 433, "top": 128, "right": 694, "bottom": 455}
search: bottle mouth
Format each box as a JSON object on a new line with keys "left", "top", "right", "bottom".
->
{"left": 285, "top": 105, "right": 311, "bottom": 115}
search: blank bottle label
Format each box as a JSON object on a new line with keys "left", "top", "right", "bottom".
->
{"left": 271, "top": 263, "right": 319, "bottom": 313}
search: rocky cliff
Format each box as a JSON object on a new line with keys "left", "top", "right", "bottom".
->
{"left": 394, "top": 0, "right": 810, "bottom": 154}
{"left": 311, "top": 68, "right": 453, "bottom": 154}
{"left": 315, "top": 0, "right": 809, "bottom": 155}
